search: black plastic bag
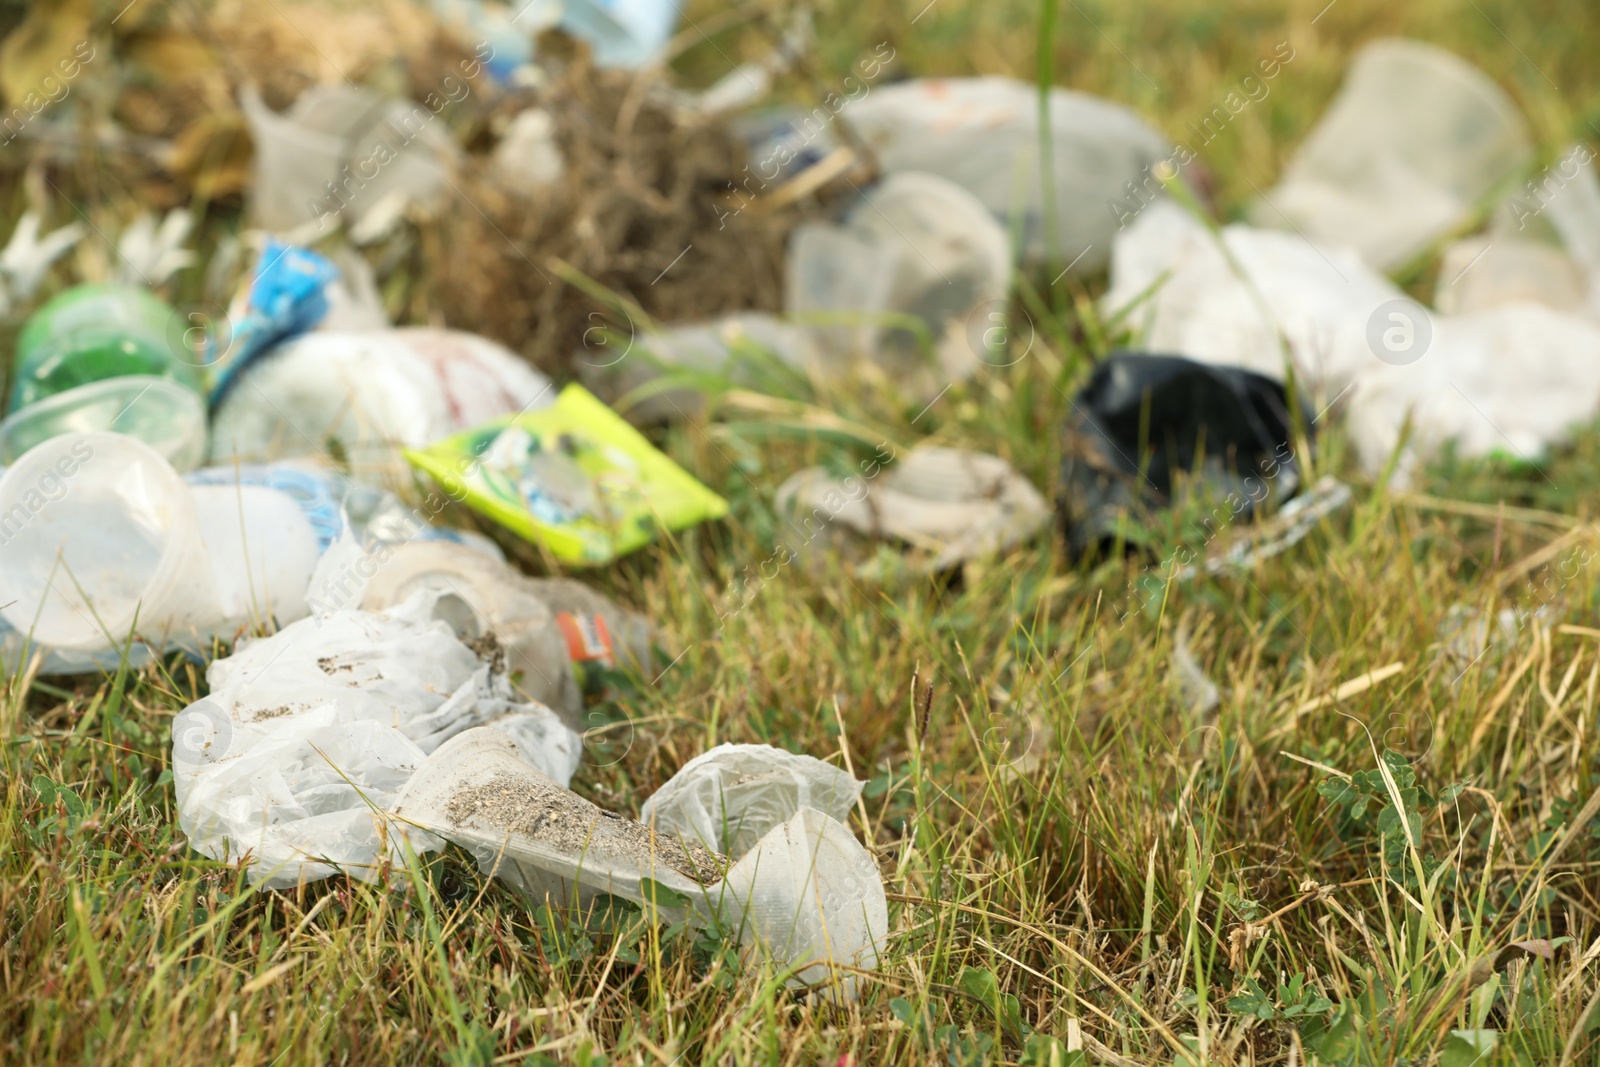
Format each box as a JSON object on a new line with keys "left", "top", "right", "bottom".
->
{"left": 1059, "top": 351, "right": 1309, "bottom": 558}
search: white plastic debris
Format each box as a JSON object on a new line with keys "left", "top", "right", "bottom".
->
{"left": 492, "top": 108, "right": 565, "bottom": 192}
{"left": 0, "top": 433, "right": 322, "bottom": 653}
{"left": 173, "top": 593, "right": 582, "bottom": 888}
{"left": 1434, "top": 236, "right": 1589, "bottom": 315}
{"left": 392, "top": 728, "right": 887, "bottom": 1000}
{"left": 1252, "top": 38, "right": 1533, "bottom": 271}
{"left": 1344, "top": 305, "right": 1600, "bottom": 480}
{"left": 1103, "top": 199, "right": 1402, "bottom": 399}
{"left": 358, "top": 540, "right": 655, "bottom": 728}
{"left": 786, "top": 172, "right": 1011, "bottom": 388}
{"left": 641, "top": 743, "right": 863, "bottom": 857}
{"left": 209, "top": 328, "right": 553, "bottom": 471}
{"left": 113, "top": 209, "right": 195, "bottom": 287}
{"left": 846, "top": 77, "right": 1177, "bottom": 271}
{"left": 776, "top": 445, "right": 1051, "bottom": 571}
{"left": 0, "top": 212, "right": 84, "bottom": 314}
{"left": 242, "top": 85, "right": 459, "bottom": 235}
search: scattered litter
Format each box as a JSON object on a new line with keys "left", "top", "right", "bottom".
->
{"left": 1103, "top": 199, "right": 1398, "bottom": 398}
{"left": 0, "top": 212, "right": 84, "bottom": 314}
{"left": 394, "top": 728, "right": 885, "bottom": 999}
{"left": 174, "top": 593, "right": 582, "bottom": 888}
{"left": 1252, "top": 38, "right": 1533, "bottom": 271}
{"left": 786, "top": 172, "right": 1010, "bottom": 393}
{"left": 490, "top": 108, "right": 565, "bottom": 192}
{"left": 846, "top": 77, "right": 1177, "bottom": 271}
{"left": 242, "top": 84, "right": 459, "bottom": 236}
{"left": 358, "top": 539, "right": 655, "bottom": 728}
{"left": 775, "top": 445, "right": 1050, "bottom": 572}
{"left": 210, "top": 328, "right": 553, "bottom": 472}
{"left": 9, "top": 284, "right": 203, "bottom": 412}
{"left": 641, "top": 743, "right": 863, "bottom": 857}
{"left": 406, "top": 383, "right": 728, "bottom": 564}
{"left": 1058, "top": 351, "right": 1305, "bottom": 558}
{"left": 205, "top": 240, "right": 340, "bottom": 407}
{"left": 1172, "top": 631, "right": 1220, "bottom": 716}
{"left": 558, "top": 0, "right": 678, "bottom": 69}
{"left": 1176, "top": 477, "right": 1354, "bottom": 579}
{"left": 113, "top": 209, "right": 196, "bottom": 287}
{"left": 1434, "top": 236, "right": 1589, "bottom": 315}
{"left": 0, "top": 433, "right": 323, "bottom": 653}
{"left": 0, "top": 375, "right": 206, "bottom": 471}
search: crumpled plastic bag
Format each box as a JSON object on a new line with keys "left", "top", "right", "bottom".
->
{"left": 640, "top": 743, "right": 863, "bottom": 857}
{"left": 173, "top": 591, "right": 581, "bottom": 888}
{"left": 775, "top": 445, "right": 1050, "bottom": 572}
{"left": 210, "top": 328, "right": 554, "bottom": 473}
{"left": 392, "top": 728, "right": 887, "bottom": 1000}
{"left": 1103, "top": 199, "right": 1400, "bottom": 399}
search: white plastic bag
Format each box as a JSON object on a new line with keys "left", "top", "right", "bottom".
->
{"left": 1103, "top": 199, "right": 1402, "bottom": 400}
{"left": 209, "top": 329, "right": 553, "bottom": 472}
{"left": 641, "top": 743, "right": 862, "bottom": 857}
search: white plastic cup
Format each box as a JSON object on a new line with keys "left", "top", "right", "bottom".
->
{"left": 0, "top": 432, "right": 219, "bottom": 650}
{"left": 191, "top": 484, "right": 321, "bottom": 631}
{"left": 0, "top": 376, "right": 207, "bottom": 472}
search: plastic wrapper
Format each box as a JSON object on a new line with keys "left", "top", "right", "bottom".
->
{"left": 405, "top": 384, "right": 728, "bottom": 564}
{"left": 640, "top": 743, "right": 863, "bottom": 857}
{"left": 173, "top": 594, "right": 582, "bottom": 888}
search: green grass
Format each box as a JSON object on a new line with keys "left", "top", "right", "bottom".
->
{"left": 9, "top": 0, "right": 1600, "bottom": 1064}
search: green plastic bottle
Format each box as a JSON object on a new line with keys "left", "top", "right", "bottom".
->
{"left": 8, "top": 284, "right": 202, "bottom": 413}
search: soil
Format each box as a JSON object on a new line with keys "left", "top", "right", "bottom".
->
{"left": 441, "top": 770, "right": 725, "bottom": 885}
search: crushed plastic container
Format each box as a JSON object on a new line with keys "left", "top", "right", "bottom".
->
{"left": 209, "top": 328, "right": 554, "bottom": 472}
{"left": 1251, "top": 38, "right": 1533, "bottom": 271}
{"left": 0, "top": 433, "right": 321, "bottom": 652}
{"left": 392, "top": 728, "right": 886, "bottom": 1000}
{"left": 845, "top": 77, "right": 1178, "bottom": 271}
{"left": 775, "top": 445, "right": 1050, "bottom": 573}
{"left": 173, "top": 594, "right": 583, "bottom": 888}
{"left": 0, "top": 376, "right": 206, "bottom": 472}
{"left": 9, "top": 284, "right": 201, "bottom": 411}
{"left": 405, "top": 384, "right": 728, "bottom": 564}
{"left": 786, "top": 172, "right": 1011, "bottom": 389}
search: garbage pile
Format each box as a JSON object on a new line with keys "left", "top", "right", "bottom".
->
{"left": 6, "top": 0, "right": 1600, "bottom": 1008}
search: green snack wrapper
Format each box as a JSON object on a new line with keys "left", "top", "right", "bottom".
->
{"left": 405, "top": 384, "right": 727, "bottom": 564}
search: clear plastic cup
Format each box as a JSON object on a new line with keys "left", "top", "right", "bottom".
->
{"left": 0, "top": 376, "right": 208, "bottom": 472}
{"left": 0, "top": 432, "right": 218, "bottom": 650}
